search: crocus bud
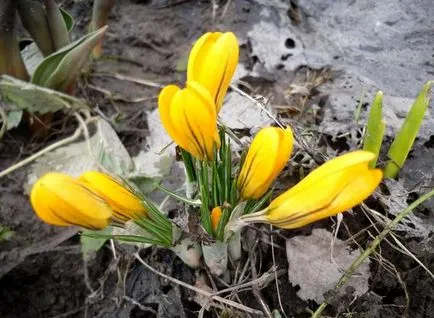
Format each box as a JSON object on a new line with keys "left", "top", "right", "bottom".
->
{"left": 79, "top": 171, "right": 146, "bottom": 222}
{"left": 30, "top": 172, "right": 112, "bottom": 230}
{"left": 238, "top": 126, "right": 293, "bottom": 199}
{"left": 187, "top": 32, "right": 239, "bottom": 113}
{"left": 211, "top": 206, "right": 222, "bottom": 232}
{"left": 241, "top": 151, "right": 383, "bottom": 229}
{"left": 158, "top": 81, "right": 220, "bottom": 161}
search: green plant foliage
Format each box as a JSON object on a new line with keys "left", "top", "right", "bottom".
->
{"left": 60, "top": 8, "right": 74, "bottom": 32}
{"left": 0, "top": 75, "right": 89, "bottom": 114}
{"left": 384, "top": 81, "right": 433, "bottom": 178}
{"left": 31, "top": 26, "right": 107, "bottom": 91}
{"left": 362, "top": 91, "right": 385, "bottom": 168}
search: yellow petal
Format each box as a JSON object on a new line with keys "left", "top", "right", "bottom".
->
{"left": 169, "top": 81, "right": 220, "bottom": 160}
{"left": 211, "top": 206, "right": 222, "bottom": 232}
{"left": 79, "top": 171, "right": 146, "bottom": 221}
{"left": 187, "top": 32, "right": 222, "bottom": 81}
{"left": 187, "top": 32, "right": 239, "bottom": 112}
{"left": 158, "top": 84, "right": 182, "bottom": 144}
{"left": 238, "top": 126, "right": 293, "bottom": 199}
{"left": 269, "top": 168, "right": 382, "bottom": 229}
{"left": 273, "top": 150, "right": 376, "bottom": 205}
{"left": 264, "top": 151, "right": 382, "bottom": 229}
{"left": 30, "top": 172, "right": 112, "bottom": 229}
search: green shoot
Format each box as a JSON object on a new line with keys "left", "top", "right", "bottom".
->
{"left": 384, "top": 81, "right": 433, "bottom": 178}
{"left": 362, "top": 91, "right": 385, "bottom": 168}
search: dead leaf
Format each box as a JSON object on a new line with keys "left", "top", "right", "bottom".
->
{"left": 286, "top": 228, "right": 370, "bottom": 303}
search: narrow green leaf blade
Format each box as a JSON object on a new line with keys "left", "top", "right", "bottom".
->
{"left": 362, "top": 91, "right": 385, "bottom": 168}
{"left": 384, "top": 81, "right": 433, "bottom": 178}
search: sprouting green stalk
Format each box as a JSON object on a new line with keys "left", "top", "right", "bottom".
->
{"left": 133, "top": 218, "right": 172, "bottom": 246}
{"left": 198, "top": 161, "right": 212, "bottom": 234}
{"left": 384, "top": 81, "right": 433, "bottom": 178}
{"left": 247, "top": 190, "right": 273, "bottom": 214}
{"left": 180, "top": 148, "right": 196, "bottom": 183}
{"left": 312, "top": 188, "right": 434, "bottom": 318}
{"left": 89, "top": 0, "right": 115, "bottom": 58}
{"left": 153, "top": 182, "right": 202, "bottom": 206}
{"left": 139, "top": 196, "right": 172, "bottom": 232}
{"left": 362, "top": 91, "right": 385, "bottom": 168}
{"left": 223, "top": 138, "right": 232, "bottom": 203}
{"left": 0, "top": 1, "right": 29, "bottom": 80}
{"left": 17, "top": 0, "right": 55, "bottom": 56}
{"left": 44, "top": 0, "right": 70, "bottom": 50}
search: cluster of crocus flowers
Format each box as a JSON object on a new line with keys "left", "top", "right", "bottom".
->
{"left": 240, "top": 151, "right": 382, "bottom": 229}
{"left": 159, "top": 31, "right": 239, "bottom": 160}
{"left": 31, "top": 171, "right": 147, "bottom": 230}
{"left": 238, "top": 126, "right": 294, "bottom": 199}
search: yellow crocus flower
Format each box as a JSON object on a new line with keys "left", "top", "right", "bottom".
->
{"left": 241, "top": 151, "right": 383, "bottom": 229}
{"left": 30, "top": 172, "right": 112, "bottom": 230}
{"left": 237, "top": 126, "right": 294, "bottom": 199}
{"left": 187, "top": 32, "right": 239, "bottom": 113}
{"left": 159, "top": 81, "right": 221, "bottom": 160}
{"left": 211, "top": 206, "right": 222, "bottom": 232}
{"left": 79, "top": 171, "right": 146, "bottom": 222}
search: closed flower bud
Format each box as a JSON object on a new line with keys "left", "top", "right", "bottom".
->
{"left": 159, "top": 81, "right": 220, "bottom": 160}
{"left": 211, "top": 206, "right": 222, "bottom": 232}
{"left": 30, "top": 172, "right": 112, "bottom": 230}
{"left": 187, "top": 32, "right": 239, "bottom": 113}
{"left": 241, "top": 151, "right": 383, "bottom": 229}
{"left": 79, "top": 171, "right": 146, "bottom": 222}
{"left": 238, "top": 126, "right": 294, "bottom": 199}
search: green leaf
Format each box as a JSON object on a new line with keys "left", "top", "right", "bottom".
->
{"left": 80, "top": 227, "right": 112, "bottom": 261}
{"left": 60, "top": 8, "right": 74, "bottom": 32}
{"left": 31, "top": 26, "right": 107, "bottom": 91}
{"left": 6, "top": 110, "right": 23, "bottom": 130}
{"left": 384, "top": 81, "right": 433, "bottom": 178}
{"left": 0, "top": 75, "right": 89, "bottom": 114}
{"left": 362, "top": 91, "right": 385, "bottom": 168}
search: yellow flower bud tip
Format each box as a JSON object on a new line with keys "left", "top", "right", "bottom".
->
{"left": 79, "top": 171, "right": 146, "bottom": 222}
{"left": 158, "top": 81, "right": 220, "bottom": 161}
{"left": 247, "top": 150, "right": 383, "bottom": 229}
{"left": 187, "top": 32, "right": 239, "bottom": 113}
{"left": 211, "top": 206, "right": 223, "bottom": 232}
{"left": 30, "top": 172, "right": 112, "bottom": 230}
{"left": 238, "top": 126, "right": 294, "bottom": 199}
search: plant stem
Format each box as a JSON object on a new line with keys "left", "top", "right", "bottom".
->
{"left": 312, "top": 188, "right": 434, "bottom": 317}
